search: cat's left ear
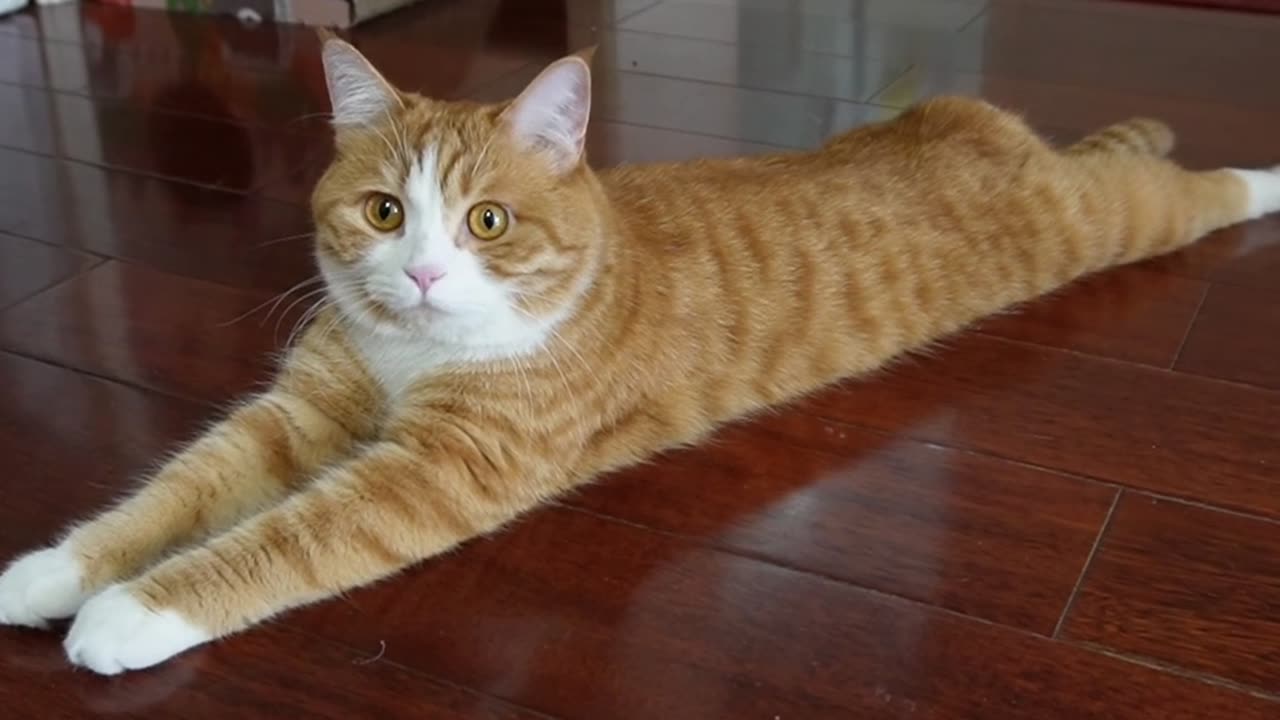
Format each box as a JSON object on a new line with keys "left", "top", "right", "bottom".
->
{"left": 321, "top": 37, "right": 401, "bottom": 128}
{"left": 503, "top": 52, "right": 593, "bottom": 173}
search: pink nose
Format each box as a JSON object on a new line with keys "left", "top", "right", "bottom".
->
{"left": 405, "top": 265, "right": 446, "bottom": 294}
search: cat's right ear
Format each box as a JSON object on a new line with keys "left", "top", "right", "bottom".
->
{"left": 503, "top": 55, "right": 592, "bottom": 173}
{"left": 320, "top": 38, "right": 401, "bottom": 128}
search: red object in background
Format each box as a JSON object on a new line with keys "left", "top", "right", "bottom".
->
{"left": 1115, "top": 0, "right": 1280, "bottom": 13}
{"left": 83, "top": 0, "right": 136, "bottom": 41}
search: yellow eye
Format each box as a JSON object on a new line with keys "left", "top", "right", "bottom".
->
{"left": 363, "top": 193, "right": 404, "bottom": 232}
{"left": 467, "top": 202, "right": 509, "bottom": 240}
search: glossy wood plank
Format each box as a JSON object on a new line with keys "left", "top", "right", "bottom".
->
{"left": 0, "top": 262, "right": 295, "bottom": 403}
{"left": 0, "top": 232, "right": 99, "bottom": 310}
{"left": 285, "top": 505, "right": 1278, "bottom": 720}
{"left": 481, "top": 66, "right": 893, "bottom": 148}
{"left": 0, "top": 83, "right": 56, "bottom": 152}
{"left": 570, "top": 412, "right": 1116, "bottom": 633}
{"left": 0, "top": 0, "right": 1276, "bottom": 714}
{"left": 599, "top": 29, "right": 907, "bottom": 103}
{"left": 1146, "top": 216, "right": 1280, "bottom": 293}
{"left": 801, "top": 333, "right": 1280, "bottom": 519}
{"left": 0, "top": 85, "right": 319, "bottom": 192}
{"left": 0, "top": 33, "right": 89, "bottom": 91}
{"left": 1175, "top": 282, "right": 1280, "bottom": 390}
{"left": 974, "top": 265, "right": 1208, "bottom": 366}
{"left": 0, "top": 625, "right": 548, "bottom": 720}
{"left": 1062, "top": 494, "right": 1280, "bottom": 693}
{"left": 355, "top": 37, "right": 548, "bottom": 100}
{"left": 869, "top": 66, "right": 1280, "bottom": 169}
{"left": 973, "top": 0, "right": 1280, "bottom": 106}
{"left": 1, "top": 5, "right": 335, "bottom": 131}
{"left": 352, "top": 0, "right": 659, "bottom": 46}
{"left": 0, "top": 147, "right": 314, "bottom": 292}
{"left": 0, "top": 0, "right": 333, "bottom": 53}
{"left": 619, "top": 1, "right": 975, "bottom": 57}
{"left": 0, "top": 351, "right": 208, "bottom": 557}
{"left": 662, "top": 0, "right": 988, "bottom": 30}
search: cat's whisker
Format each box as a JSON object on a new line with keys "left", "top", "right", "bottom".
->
{"left": 290, "top": 111, "right": 334, "bottom": 124}
{"left": 295, "top": 298, "right": 345, "bottom": 348}
{"left": 546, "top": 324, "right": 598, "bottom": 388}
{"left": 216, "top": 275, "right": 325, "bottom": 328}
{"left": 274, "top": 278, "right": 364, "bottom": 344}
{"left": 278, "top": 296, "right": 331, "bottom": 348}
{"left": 504, "top": 303, "right": 575, "bottom": 395}
{"left": 471, "top": 128, "right": 499, "bottom": 182}
{"left": 380, "top": 106, "right": 412, "bottom": 168}
{"left": 274, "top": 286, "right": 336, "bottom": 337}
{"left": 262, "top": 276, "right": 332, "bottom": 323}
{"left": 289, "top": 297, "right": 336, "bottom": 345}
{"left": 511, "top": 291, "right": 607, "bottom": 376}
{"left": 368, "top": 120, "right": 401, "bottom": 166}
{"left": 255, "top": 231, "right": 316, "bottom": 248}
{"left": 510, "top": 355, "right": 534, "bottom": 409}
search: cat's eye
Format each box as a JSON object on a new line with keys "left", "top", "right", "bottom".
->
{"left": 467, "top": 202, "right": 509, "bottom": 240}
{"left": 363, "top": 193, "right": 404, "bottom": 232}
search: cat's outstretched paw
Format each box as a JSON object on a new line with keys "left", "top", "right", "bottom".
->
{"left": 64, "top": 585, "right": 210, "bottom": 675}
{"left": 1232, "top": 166, "right": 1280, "bottom": 220}
{"left": 0, "top": 545, "right": 88, "bottom": 628}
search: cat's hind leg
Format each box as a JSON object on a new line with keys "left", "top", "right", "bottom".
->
{"left": 1057, "top": 117, "right": 1278, "bottom": 265}
{"left": 1229, "top": 166, "right": 1280, "bottom": 221}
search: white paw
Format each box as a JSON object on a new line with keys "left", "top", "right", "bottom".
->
{"left": 64, "top": 585, "right": 210, "bottom": 675}
{"left": 1232, "top": 167, "right": 1280, "bottom": 219}
{"left": 0, "top": 545, "right": 89, "bottom": 628}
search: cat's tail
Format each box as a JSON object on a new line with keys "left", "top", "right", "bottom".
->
{"left": 1066, "top": 118, "right": 1175, "bottom": 157}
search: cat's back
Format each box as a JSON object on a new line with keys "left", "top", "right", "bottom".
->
{"left": 600, "top": 96, "right": 1046, "bottom": 236}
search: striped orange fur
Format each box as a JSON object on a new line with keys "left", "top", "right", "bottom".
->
{"left": 3, "top": 39, "right": 1279, "bottom": 675}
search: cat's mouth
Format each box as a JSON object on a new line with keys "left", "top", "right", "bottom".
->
{"left": 364, "top": 294, "right": 469, "bottom": 334}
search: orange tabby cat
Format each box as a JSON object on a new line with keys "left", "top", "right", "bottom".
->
{"left": 2, "top": 39, "right": 1278, "bottom": 675}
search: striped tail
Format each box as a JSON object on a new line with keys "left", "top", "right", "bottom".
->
{"left": 1067, "top": 118, "right": 1175, "bottom": 157}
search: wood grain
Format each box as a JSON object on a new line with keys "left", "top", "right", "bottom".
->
{"left": 802, "top": 333, "right": 1280, "bottom": 519}
{"left": 1062, "top": 494, "right": 1280, "bottom": 693}
{"left": 0, "top": 233, "right": 99, "bottom": 310}
{"left": 1176, "top": 282, "right": 1280, "bottom": 390}
{"left": 0, "top": 0, "right": 1277, "bottom": 716}
{"left": 572, "top": 413, "right": 1116, "bottom": 634}
{"left": 287, "top": 505, "right": 1278, "bottom": 720}
{"left": 0, "top": 147, "right": 315, "bottom": 292}
{"left": 0, "top": 262, "right": 297, "bottom": 403}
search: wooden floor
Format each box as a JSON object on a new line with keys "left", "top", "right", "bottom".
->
{"left": 0, "top": 0, "right": 1278, "bottom": 717}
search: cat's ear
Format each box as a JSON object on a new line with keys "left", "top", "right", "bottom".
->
{"left": 503, "top": 54, "right": 592, "bottom": 172}
{"left": 321, "top": 38, "right": 400, "bottom": 128}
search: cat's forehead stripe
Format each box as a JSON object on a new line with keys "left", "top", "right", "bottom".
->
{"left": 404, "top": 144, "right": 450, "bottom": 240}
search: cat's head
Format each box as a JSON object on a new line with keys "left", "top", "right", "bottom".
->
{"left": 311, "top": 39, "right": 607, "bottom": 353}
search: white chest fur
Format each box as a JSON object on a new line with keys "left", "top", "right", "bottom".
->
{"left": 350, "top": 328, "right": 452, "bottom": 399}
{"left": 347, "top": 322, "right": 553, "bottom": 399}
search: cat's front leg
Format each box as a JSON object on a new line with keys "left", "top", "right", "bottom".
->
{"left": 0, "top": 390, "right": 367, "bottom": 630}
{"left": 0, "top": 319, "right": 379, "bottom": 630}
{"left": 62, "top": 434, "right": 543, "bottom": 674}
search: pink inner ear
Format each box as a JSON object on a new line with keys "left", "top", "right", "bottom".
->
{"left": 508, "top": 59, "right": 591, "bottom": 166}
{"left": 322, "top": 40, "right": 398, "bottom": 127}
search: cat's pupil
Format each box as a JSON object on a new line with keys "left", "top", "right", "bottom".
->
{"left": 379, "top": 201, "right": 393, "bottom": 220}
{"left": 483, "top": 209, "right": 496, "bottom": 229}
